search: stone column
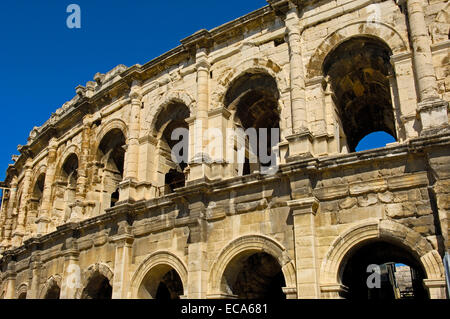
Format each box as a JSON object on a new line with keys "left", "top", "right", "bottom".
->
{"left": 68, "top": 115, "right": 95, "bottom": 222}
{"left": 196, "top": 48, "right": 209, "bottom": 133}
{"left": 287, "top": 197, "right": 320, "bottom": 298}
{"left": 188, "top": 47, "right": 212, "bottom": 182}
{"left": 186, "top": 200, "right": 208, "bottom": 298}
{"left": 137, "top": 135, "right": 158, "bottom": 199}
{"left": 60, "top": 245, "right": 80, "bottom": 299}
{"left": 1, "top": 176, "right": 17, "bottom": 251}
{"left": 111, "top": 224, "right": 134, "bottom": 299}
{"left": 76, "top": 115, "right": 93, "bottom": 201}
{"left": 27, "top": 252, "right": 41, "bottom": 299}
{"left": 12, "top": 159, "right": 33, "bottom": 246}
{"left": 37, "top": 138, "right": 58, "bottom": 235}
{"left": 402, "top": 0, "right": 448, "bottom": 131}
{"left": 125, "top": 82, "right": 142, "bottom": 182}
{"left": 284, "top": 5, "right": 314, "bottom": 158}
{"left": 119, "top": 82, "right": 142, "bottom": 202}
{"left": 286, "top": 6, "right": 306, "bottom": 132}
{"left": 3, "top": 270, "right": 16, "bottom": 299}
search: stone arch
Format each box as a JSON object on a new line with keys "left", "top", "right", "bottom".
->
{"left": 146, "top": 90, "right": 195, "bottom": 136}
{"left": 39, "top": 274, "right": 62, "bottom": 299}
{"left": 55, "top": 145, "right": 80, "bottom": 175}
{"left": 16, "top": 282, "right": 28, "bottom": 299}
{"left": 208, "top": 234, "right": 296, "bottom": 297}
{"left": 130, "top": 251, "right": 188, "bottom": 299}
{"left": 306, "top": 21, "right": 408, "bottom": 79}
{"left": 319, "top": 219, "right": 445, "bottom": 288}
{"left": 30, "top": 164, "right": 47, "bottom": 189}
{"left": 94, "top": 118, "right": 128, "bottom": 150}
{"left": 75, "top": 263, "right": 114, "bottom": 299}
{"left": 212, "top": 58, "right": 289, "bottom": 108}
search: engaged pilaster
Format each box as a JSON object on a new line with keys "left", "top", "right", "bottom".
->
{"left": 181, "top": 30, "right": 213, "bottom": 182}
{"left": 1, "top": 175, "right": 18, "bottom": 251}
{"left": 283, "top": 3, "right": 314, "bottom": 158}
{"left": 12, "top": 159, "right": 33, "bottom": 247}
{"left": 288, "top": 197, "right": 320, "bottom": 299}
{"left": 111, "top": 222, "right": 134, "bottom": 299}
{"left": 37, "top": 138, "right": 58, "bottom": 235}
{"left": 60, "top": 244, "right": 80, "bottom": 299}
{"left": 119, "top": 81, "right": 142, "bottom": 203}
{"left": 401, "top": 0, "right": 449, "bottom": 133}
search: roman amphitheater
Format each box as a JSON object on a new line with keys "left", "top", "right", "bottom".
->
{"left": 0, "top": 0, "right": 449, "bottom": 299}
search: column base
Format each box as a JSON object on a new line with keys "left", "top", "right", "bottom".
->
{"left": 36, "top": 216, "right": 51, "bottom": 235}
{"left": 286, "top": 130, "right": 314, "bottom": 162}
{"left": 418, "top": 99, "right": 449, "bottom": 135}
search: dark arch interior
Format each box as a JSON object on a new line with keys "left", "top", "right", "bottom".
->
{"left": 155, "top": 102, "right": 189, "bottom": 193}
{"left": 139, "top": 266, "right": 184, "bottom": 299}
{"left": 62, "top": 153, "right": 79, "bottom": 186}
{"left": 224, "top": 72, "right": 280, "bottom": 174}
{"left": 44, "top": 283, "right": 61, "bottom": 299}
{"left": 18, "top": 292, "right": 27, "bottom": 299}
{"left": 99, "top": 128, "right": 126, "bottom": 176}
{"left": 340, "top": 241, "right": 427, "bottom": 299}
{"left": 98, "top": 129, "right": 125, "bottom": 207}
{"left": 81, "top": 273, "right": 112, "bottom": 299}
{"left": 323, "top": 37, "right": 397, "bottom": 152}
{"left": 225, "top": 252, "right": 286, "bottom": 299}
{"left": 31, "top": 173, "right": 46, "bottom": 210}
{"left": 155, "top": 269, "right": 184, "bottom": 300}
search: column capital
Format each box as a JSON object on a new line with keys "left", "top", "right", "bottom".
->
{"left": 423, "top": 278, "right": 447, "bottom": 289}
{"left": 129, "top": 81, "right": 142, "bottom": 101}
{"left": 82, "top": 113, "right": 100, "bottom": 127}
{"left": 110, "top": 233, "right": 134, "bottom": 247}
{"left": 63, "top": 248, "right": 80, "bottom": 260}
{"left": 282, "top": 286, "right": 298, "bottom": 299}
{"left": 287, "top": 197, "right": 319, "bottom": 215}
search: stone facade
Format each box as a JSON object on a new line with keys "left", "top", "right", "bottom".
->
{"left": 0, "top": 0, "right": 449, "bottom": 299}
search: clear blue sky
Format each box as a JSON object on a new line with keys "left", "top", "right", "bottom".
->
{"left": 0, "top": 0, "right": 393, "bottom": 182}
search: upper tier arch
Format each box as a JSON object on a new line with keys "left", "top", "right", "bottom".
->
{"left": 306, "top": 21, "right": 409, "bottom": 79}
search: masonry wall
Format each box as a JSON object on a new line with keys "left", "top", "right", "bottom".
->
{"left": 0, "top": 0, "right": 449, "bottom": 299}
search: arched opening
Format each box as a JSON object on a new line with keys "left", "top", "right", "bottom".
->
{"left": 154, "top": 102, "right": 189, "bottom": 195}
{"left": 224, "top": 72, "right": 280, "bottom": 175}
{"left": 339, "top": 241, "right": 428, "bottom": 299}
{"left": 97, "top": 129, "right": 125, "bottom": 211}
{"left": 17, "top": 292, "right": 27, "bottom": 299}
{"left": 355, "top": 131, "right": 396, "bottom": 152}
{"left": 138, "top": 265, "right": 184, "bottom": 299}
{"left": 82, "top": 273, "right": 112, "bottom": 299}
{"left": 222, "top": 252, "right": 286, "bottom": 299}
{"left": 57, "top": 153, "right": 79, "bottom": 222}
{"left": 29, "top": 173, "right": 46, "bottom": 232}
{"left": 31, "top": 173, "right": 45, "bottom": 209}
{"left": 44, "top": 283, "right": 61, "bottom": 299}
{"left": 323, "top": 37, "right": 397, "bottom": 153}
